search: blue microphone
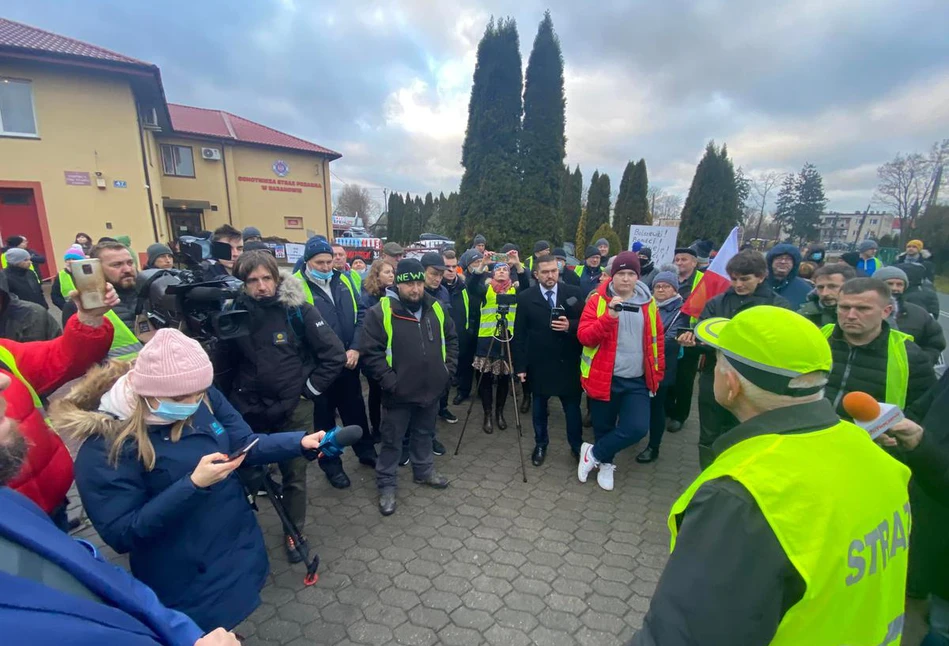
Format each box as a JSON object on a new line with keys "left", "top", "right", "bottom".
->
{"left": 305, "top": 425, "right": 363, "bottom": 460}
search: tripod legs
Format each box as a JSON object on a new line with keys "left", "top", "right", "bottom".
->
{"left": 503, "top": 338, "right": 528, "bottom": 483}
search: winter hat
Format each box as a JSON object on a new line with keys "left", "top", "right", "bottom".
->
{"left": 473, "top": 234, "right": 486, "bottom": 246}
{"left": 395, "top": 258, "right": 425, "bottom": 284}
{"left": 146, "top": 243, "right": 173, "bottom": 266}
{"left": 907, "top": 239, "right": 924, "bottom": 251}
{"left": 552, "top": 247, "right": 567, "bottom": 260}
{"left": 584, "top": 245, "right": 599, "bottom": 259}
{"left": 638, "top": 246, "right": 653, "bottom": 260}
{"left": 631, "top": 241, "right": 644, "bottom": 253}
{"left": 304, "top": 236, "right": 334, "bottom": 261}
{"left": 674, "top": 247, "right": 697, "bottom": 258}
{"left": 873, "top": 266, "right": 908, "bottom": 287}
{"left": 243, "top": 240, "right": 275, "bottom": 255}
{"left": 610, "top": 251, "right": 641, "bottom": 277}
{"left": 652, "top": 270, "right": 679, "bottom": 291}
{"left": 64, "top": 244, "right": 86, "bottom": 261}
{"left": 857, "top": 239, "right": 878, "bottom": 253}
{"left": 500, "top": 243, "right": 518, "bottom": 253}
{"left": 5, "top": 236, "right": 25, "bottom": 248}
{"left": 383, "top": 241, "right": 405, "bottom": 256}
{"left": 129, "top": 328, "right": 213, "bottom": 397}
{"left": 595, "top": 238, "right": 609, "bottom": 249}
{"left": 4, "top": 248, "right": 30, "bottom": 265}
{"left": 532, "top": 240, "right": 551, "bottom": 255}
{"left": 242, "top": 226, "right": 262, "bottom": 239}
{"left": 460, "top": 249, "right": 481, "bottom": 270}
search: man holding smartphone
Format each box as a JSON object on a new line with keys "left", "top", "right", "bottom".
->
{"left": 513, "top": 255, "right": 584, "bottom": 466}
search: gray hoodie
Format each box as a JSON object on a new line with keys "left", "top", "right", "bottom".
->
{"left": 611, "top": 281, "right": 653, "bottom": 379}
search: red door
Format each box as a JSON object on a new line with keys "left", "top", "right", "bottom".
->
{"left": 0, "top": 189, "right": 50, "bottom": 279}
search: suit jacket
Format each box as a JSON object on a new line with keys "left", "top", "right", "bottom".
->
{"left": 512, "top": 282, "right": 584, "bottom": 397}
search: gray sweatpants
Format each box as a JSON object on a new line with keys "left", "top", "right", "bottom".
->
{"left": 376, "top": 402, "right": 437, "bottom": 491}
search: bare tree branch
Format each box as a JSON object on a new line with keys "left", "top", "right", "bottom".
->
{"left": 874, "top": 139, "right": 949, "bottom": 242}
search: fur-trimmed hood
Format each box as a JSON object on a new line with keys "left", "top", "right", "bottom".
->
{"left": 276, "top": 269, "right": 307, "bottom": 307}
{"left": 50, "top": 360, "right": 132, "bottom": 443}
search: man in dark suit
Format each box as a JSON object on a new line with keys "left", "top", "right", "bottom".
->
{"left": 513, "top": 254, "right": 584, "bottom": 466}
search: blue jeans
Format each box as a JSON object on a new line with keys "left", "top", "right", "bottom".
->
{"left": 532, "top": 393, "right": 582, "bottom": 453}
{"left": 589, "top": 376, "right": 650, "bottom": 464}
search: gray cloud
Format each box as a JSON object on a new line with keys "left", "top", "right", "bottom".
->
{"left": 7, "top": 0, "right": 949, "bottom": 216}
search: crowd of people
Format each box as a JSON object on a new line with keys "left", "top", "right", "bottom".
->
{"left": 1, "top": 224, "right": 949, "bottom": 644}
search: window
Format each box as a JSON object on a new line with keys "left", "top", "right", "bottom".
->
{"left": 870, "top": 218, "right": 878, "bottom": 225}
{"left": 0, "top": 78, "right": 37, "bottom": 136}
{"left": 160, "top": 144, "right": 195, "bottom": 177}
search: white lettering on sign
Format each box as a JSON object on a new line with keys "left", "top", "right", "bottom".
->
{"left": 628, "top": 225, "right": 679, "bottom": 268}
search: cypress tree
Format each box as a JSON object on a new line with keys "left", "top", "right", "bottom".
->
{"left": 613, "top": 160, "right": 649, "bottom": 249}
{"left": 794, "top": 163, "right": 827, "bottom": 243}
{"left": 586, "top": 172, "right": 611, "bottom": 242}
{"left": 387, "top": 193, "right": 404, "bottom": 243}
{"left": 519, "top": 11, "right": 566, "bottom": 251}
{"left": 678, "top": 141, "right": 741, "bottom": 245}
{"left": 457, "top": 18, "right": 523, "bottom": 245}
{"left": 575, "top": 208, "right": 589, "bottom": 252}
{"left": 420, "top": 192, "right": 435, "bottom": 233}
{"left": 561, "top": 166, "right": 583, "bottom": 245}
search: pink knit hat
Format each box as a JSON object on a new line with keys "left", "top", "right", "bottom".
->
{"left": 128, "top": 328, "right": 214, "bottom": 397}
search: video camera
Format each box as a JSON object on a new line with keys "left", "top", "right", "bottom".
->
{"left": 135, "top": 236, "right": 249, "bottom": 345}
{"left": 495, "top": 293, "right": 517, "bottom": 315}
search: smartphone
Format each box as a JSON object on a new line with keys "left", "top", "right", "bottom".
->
{"left": 487, "top": 252, "right": 509, "bottom": 263}
{"left": 225, "top": 437, "right": 259, "bottom": 462}
{"left": 550, "top": 305, "right": 566, "bottom": 327}
{"left": 71, "top": 259, "right": 107, "bottom": 309}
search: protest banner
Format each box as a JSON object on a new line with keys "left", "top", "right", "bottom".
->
{"left": 628, "top": 225, "right": 679, "bottom": 267}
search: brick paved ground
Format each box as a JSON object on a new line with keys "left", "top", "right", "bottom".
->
{"left": 74, "top": 392, "right": 701, "bottom": 646}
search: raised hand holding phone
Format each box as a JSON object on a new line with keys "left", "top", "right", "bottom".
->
{"left": 191, "top": 452, "right": 246, "bottom": 488}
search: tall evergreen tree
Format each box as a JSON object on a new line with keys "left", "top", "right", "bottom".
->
{"left": 774, "top": 163, "right": 827, "bottom": 242}
{"left": 387, "top": 193, "right": 405, "bottom": 243}
{"left": 420, "top": 192, "right": 435, "bottom": 233}
{"left": 575, "top": 208, "right": 589, "bottom": 252}
{"left": 613, "top": 159, "right": 649, "bottom": 249}
{"left": 586, "top": 172, "right": 611, "bottom": 242}
{"left": 401, "top": 193, "right": 418, "bottom": 244}
{"left": 561, "top": 166, "right": 583, "bottom": 245}
{"left": 519, "top": 11, "right": 566, "bottom": 251}
{"left": 457, "top": 18, "right": 523, "bottom": 245}
{"left": 678, "top": 141, "right": 742, "bottom": 245}
{"left": 774, "top": 174, "right": 799, "bottom": 241}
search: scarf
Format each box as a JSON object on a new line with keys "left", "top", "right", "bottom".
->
{"left": 490, "top": 277, "right": 512, "bottom": 295}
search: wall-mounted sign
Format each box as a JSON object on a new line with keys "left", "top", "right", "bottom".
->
{"left": 64, "top": 171, "right": 91, "bottom": 186}
{"left": 237, "top": 176, "right": 322, "bottom": 193}
{"left": 272, "top": 160, "right": 290, "bottom": 177}
{"left": 113, "top": 180, "right": 128, "bottom": 189}
{"left": 332, "top": 214, "right": 356, "bottom": 226}
{"left": 284, "top": 216, "right": 303, "bottom": 229}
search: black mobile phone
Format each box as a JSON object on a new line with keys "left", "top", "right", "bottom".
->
{"left": 225, "top": 437, "right": 259, "bottom": 462}
{"left": 550, "top": 305, "right": 566, "bottom": 326}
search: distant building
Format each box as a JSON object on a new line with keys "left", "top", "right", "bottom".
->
{"left": 818, "top": 211, "right": 896, "bottom": 245}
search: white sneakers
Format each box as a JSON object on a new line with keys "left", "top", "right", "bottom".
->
{"left": 577, "top": 442, "right": 598, "bottom": 482}
{"left": 597, "top": 463, "right": 615, "bottom": 491}
{"left": 577, "top": 442, "right": 616, "bottom": 491}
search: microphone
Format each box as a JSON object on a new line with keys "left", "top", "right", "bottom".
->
{"left": 305, "top": 425, "right": 363, "bottom": 460}
{"left": 842, "top": 392, "right": 904, "bottom": 440}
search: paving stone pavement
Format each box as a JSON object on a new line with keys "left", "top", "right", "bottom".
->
{"left": 72, "top": 392, "right": 702, "bottom": 646}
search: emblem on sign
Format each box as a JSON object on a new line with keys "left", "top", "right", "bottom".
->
{"left": 272, "top": 160, "right": 290, "bottom": 177}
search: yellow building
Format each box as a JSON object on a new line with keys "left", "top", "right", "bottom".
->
{"left": 0, "top": 17, "right": 339, "bottom": 278}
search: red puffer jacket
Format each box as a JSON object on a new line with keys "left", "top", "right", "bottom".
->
{"left": 577, "top": 279, "right": 665, "bottom": 401}
{"left": 3, "top": 314, "right": 113, "bottom": 512}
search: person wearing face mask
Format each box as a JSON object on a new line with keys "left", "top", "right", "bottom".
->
{"left": 552, "top": 248, "right": 581, "bottom": 287}
{"left": 214, "top": 251, "right": 346, "bottom": 562}
{"left": 635, "top": 246, "right": 658, "bottom": 287}
{"left": 293, "top": 236, "right": 377, "bottom": 488}
{"left": 57, "top": 329, "right": 331, "bottom": 632}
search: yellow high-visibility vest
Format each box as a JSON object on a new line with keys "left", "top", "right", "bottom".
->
{"left": 821, "top": 325, "right": 911, "bottom": 408}
{"left": 105, "top": 311, "right": 143, "bottom": 361}
{"left": 379, "top": 297, "right": 446, "bottom": 366}
{"left": 293, "top": 271, "right": 358, "bottom": 322}
{"left": 669, "top": 419, "right": 911, "bottom": 645}
{"left": 58, "top": 270, "right": 75, "bottom": 297}
{"left": 478, "top": 287, "right": 516, "bottom": 338}
{"left": 579, "top": 295, "right": 659, "bottom": 379}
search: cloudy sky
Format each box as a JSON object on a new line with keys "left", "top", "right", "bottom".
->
{"left": 8, "top": 0, "right": 949, "bottom": 215}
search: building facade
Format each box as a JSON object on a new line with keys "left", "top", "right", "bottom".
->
{"left": 818, "top": 211, "right": 896, "bottom": 246}
{"left": 0, "top": 18, "right": 339, "bottom": 278}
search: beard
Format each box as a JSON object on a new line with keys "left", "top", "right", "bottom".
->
{"left": 0, "top": 422, "right": 27, "bottom": 487}
{"left": 116, "top": 275, "right": 136, "bottom": 291}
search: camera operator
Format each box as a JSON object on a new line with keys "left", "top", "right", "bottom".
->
{"left": 56, "top": 329, "right": 330, "bottom": 633}
{"left": 294, "top": 237, "right": 377, "bottom": 488}
{"left": 215, "top": 250, "right": 346, "bottom": 562}
{"left": 361, "top": 259, "right": 458, "bottom": 516}
{"left": 200, "top": 225, "right": 243, "bottom": 279}
{"left": 513, "top": 254, "right": 584, "bottom": 466}
{"left": 62, "top": 240, "right": 144, "bottom": 361}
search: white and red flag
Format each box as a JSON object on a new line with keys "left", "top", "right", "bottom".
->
{"left": 681, "top": 227, "right": 740, "bottom": 319}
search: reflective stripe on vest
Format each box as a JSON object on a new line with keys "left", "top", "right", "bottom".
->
{"left": 574, "top": 265, "right": 584, "bottom": 278}
{"left": 349, "top": 270, "right": 362, "bottom": 294}
{"left": 293, "top": 271, "right": 358, "bottom": 323}
{"left": 461, "top": 288, "right": 469, "bottom": 331}
{"left": 579, "top": 295, "right": 659, "bottom": 379}
{"left": 479, "top": 287, "right": 517, "bottom": 337}
{"left": 821, "top": 325, "right": 911, "bottom": 408}
{"left": 105, "top": 311, "right": 143, "bottom": 361}
{"left": 379, "top": 297, "right": 446, "bottom": 366}
{"left": 58, "top": 270, "right": 75, "bottom": 297}
{"left": 669, "top": 421, "right": 911, "bottom": 645}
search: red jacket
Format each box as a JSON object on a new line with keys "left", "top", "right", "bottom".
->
{"left": 577, "top": 279, "right": 665, "bottom": 401}
{"left": 3, "top": 314, "right": 113, "bottom": 512}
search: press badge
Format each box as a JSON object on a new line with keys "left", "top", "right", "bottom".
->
{"left": 210, "top": 422, "right": 225, "bottom": 435}
{"left": 273, "top": 332, "right": 288, "bottom": 345}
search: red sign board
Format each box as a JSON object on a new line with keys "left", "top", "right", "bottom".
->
{"left": 64, "top": 171, "right": 91, "bottom": 186}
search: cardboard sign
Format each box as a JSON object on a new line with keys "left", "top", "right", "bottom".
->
{"left": 285, "top": 243, "right": 305, "bottom": 264}
{"left": 628, "top": 225, "right": 679, "bottom": 268}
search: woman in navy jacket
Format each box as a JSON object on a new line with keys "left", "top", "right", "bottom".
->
{"left": 54, "top": 329, "right": 327, "bottom": 632}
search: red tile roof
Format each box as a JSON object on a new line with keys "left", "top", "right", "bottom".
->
{"left": 168, "top": 104, "right": 341, "bottom": 159}
{"left": 0, "top": 17, "right": 151, "bottom": 67}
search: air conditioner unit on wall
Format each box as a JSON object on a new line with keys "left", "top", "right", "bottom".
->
{"left": 201, "top": 147, "right": 222, "bottom": 161}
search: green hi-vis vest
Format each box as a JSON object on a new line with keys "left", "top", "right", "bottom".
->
{"left": 479, "top": 287, "right": 517, "bottom": 338}
{"left": 579, "top": 295, "right": 660, "bottom": 379}
{"left": 0, "top": 345, "right": 45, "bottom": 414}
{"left": 293, "top": 271, "right": 358, "bottom": 322}
{"left": 821, "top": 325, "right": 912, "bottom": 409}
{"left": 669, "top": 420, "right": 911, "bottom": 645}
{"left": 379, "top": 297, "right": 446, "bottom": 366}
{"left": 0, "top": 256, "right": 34, "bottom": 272}
{"left": 106, "top": 311, "right": 143, "bottom": 361}
{"left": 573, "top": 264, "right": 602, "bottom": 279}
{"left": 348, "top": 269, "right": 362, "bottom": 294}
{"left": 459, "top": 288, "right": 470, "bottom": 331}
{"left": 58, "top": 270, "right": 75, "bottom": 297}
{"left": 686, "top": 270, "right": 704, "bottom": 324}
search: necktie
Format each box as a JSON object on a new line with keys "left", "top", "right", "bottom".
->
{"left": 545, "top": 290, "right": 555, "bottom": 308}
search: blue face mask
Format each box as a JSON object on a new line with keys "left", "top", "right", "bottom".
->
{"left": 147, "top": 397, "right": 202, "bottom": 421}
{"left": 308, "top": 268, "right": 333, "bottom": 281}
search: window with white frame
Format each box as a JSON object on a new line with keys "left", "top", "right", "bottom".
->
{"left": 0, "top": 78, "right": 37, "bottom": 136}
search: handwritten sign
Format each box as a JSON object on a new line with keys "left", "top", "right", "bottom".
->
{"left": 285, "top": 243, "right": 305, "bottom": 265}
{"left": 628, "top": 225, "right": 679, "bottom": 268}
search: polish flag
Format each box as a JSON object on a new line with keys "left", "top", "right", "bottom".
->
{"left": 681, "top": 227, "right": 741, "bottom": 319}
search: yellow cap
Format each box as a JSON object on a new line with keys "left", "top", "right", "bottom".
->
{"left": 695, "top": 306, "right": 831, "bottom": 378}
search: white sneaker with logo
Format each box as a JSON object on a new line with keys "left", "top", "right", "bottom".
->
{"left": 577, "top": 442, "right": 599, "bottom": 483}
{"left": 597, "top": 463, "right": 616, "bottom": 491}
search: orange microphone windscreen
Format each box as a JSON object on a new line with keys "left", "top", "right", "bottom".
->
{"left": 842, "top": 391, "right": 881, "bottom": 422}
